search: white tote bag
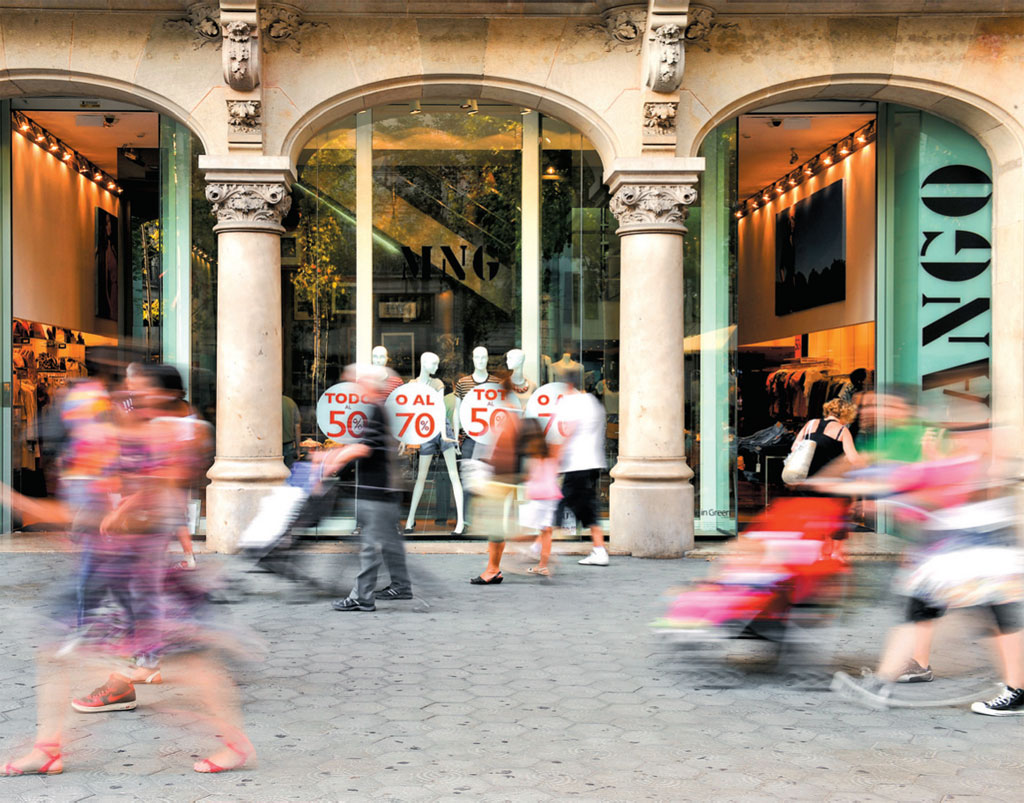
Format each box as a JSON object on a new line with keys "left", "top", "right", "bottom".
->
{"left": 781, "top": 437, "right": 817, "bottom": 486}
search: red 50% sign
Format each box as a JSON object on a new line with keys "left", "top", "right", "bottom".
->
{"left": 316, "top": 382, "right": 374, "bottom": 444}
{"left": 524, "top": 383, "right": 571, "bottom": 443}
{"left": 459, "top": 383, "right": 522, "bottom": 446}
{"left": 385, "top": 384, "right": 446, "bottom": 446}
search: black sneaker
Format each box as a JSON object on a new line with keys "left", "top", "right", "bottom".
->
{"left": 895, "top": 659, "right": 933, "bottom": 683}
{"left": 375, "top": 586, "right": 413, "bottom": 600}
{"left": 971, "top": 686, "right": 1024, "bottom": 716}
{"left": 331, "top": 597, "right": 375, "bottom": 612}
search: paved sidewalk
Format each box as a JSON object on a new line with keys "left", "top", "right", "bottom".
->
{"left": 0, "top": 551, "right": 1016, "bottom": 801}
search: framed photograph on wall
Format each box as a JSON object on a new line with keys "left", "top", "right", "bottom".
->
{"left": 95, "top": 208, "right": 119, "bottom": 321}
{"left": 774, "top": 180, "right": 846, "bottom": 316}
{"left": 381, "top": 332, "right": 415, "bottom": 378}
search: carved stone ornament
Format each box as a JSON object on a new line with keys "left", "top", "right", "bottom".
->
{"left": 207, "top": 183, "right": 291, "bottom": 227}
{"left": 645, "top": 23, "right": 684, "bottom": 94}
{"left": 223, "top": 19, "right": 260, "bottom": 91}
{"left": 165, "top": 3, "right": 221, "bottom": 49}
{"left": 609, "top": 184, "right": 698, "bottom": 230}
{"left": 261, "top": 4, "right": 324, "bottom": 52}
{"left": 227, "top": 99, "right": 261, "bottom": 134}
{"left": 577, "top": 5, "right": 647, "bottom": 53}
{"left": 643, "top": 102, "right": 677, "bottom": 137}
{"left": 684, "top": 4, "right": 737, "bottom": 52}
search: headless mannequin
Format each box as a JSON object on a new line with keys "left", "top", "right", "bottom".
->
{"left": 506, "top": 348, "right": 535, "bottom": 405}
{"left": 405, "top": 352, "right": 466, "bottom": 535}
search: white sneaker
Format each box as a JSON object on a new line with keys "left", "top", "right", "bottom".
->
{"left": 578, "top": 549, "right": 609, "bottom": 566}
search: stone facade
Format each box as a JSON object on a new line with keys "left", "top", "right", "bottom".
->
{"left": 2, "top": 2, "right": 1023, "bottom": 552}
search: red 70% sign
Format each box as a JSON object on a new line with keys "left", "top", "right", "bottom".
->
{"left": 385, "top": 384, "right": 446, "bottom": 446}
{"left": 316, "top": 382, "right": 373, "bottom": 443}
{"left": 524, "top": 382, "right": 571, "bottom": 443}
{"left": 459, "top": 383, "right": 522, "bottom": 446}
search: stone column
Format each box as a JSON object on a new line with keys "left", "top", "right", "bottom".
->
{"left": 199, "top": 155, "right": 294, "bottom": 553}
{"left": 606, "top": 159, "right": 702, "bottom": 557}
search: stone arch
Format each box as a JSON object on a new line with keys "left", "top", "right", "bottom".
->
{"left": 278, "top": 75, "right": 622, "bottom": 173}
{"left": 681, "top": 75, "right": 1024, "bottom": 170}
{"left": 683, "top": 74, "right": 1024, "bottom": 433}
{"left": 0, "top": 70, "right": 212, "bottom": 153}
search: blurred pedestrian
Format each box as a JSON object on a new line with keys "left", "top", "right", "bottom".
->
{"left": 790, "top": 399, "right": 859, "bottom": 480}
{"left": 518, "top": 419, "right": 561, "bottom": 577}
{"left": 329, "top": 364, "right": 412, "bottom": 612}
{"left": 553, "top": 368, "right": 609, "bottom": 566}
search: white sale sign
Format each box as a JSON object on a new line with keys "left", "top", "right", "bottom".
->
{"left": 385, "top": 384, "right": 446, "bottom": 446}
{"left": 459, "top": 382, "right": 522, "bottom": 446}
{"left": 316, "top": 382, "right": 374, "bottom": 443}
{"left": 524, "top": 382, "right": 570, "bottom": 443}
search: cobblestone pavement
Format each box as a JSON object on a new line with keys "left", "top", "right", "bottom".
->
{"left": 0, "top": 550, "right": 1018, "bottom": 802}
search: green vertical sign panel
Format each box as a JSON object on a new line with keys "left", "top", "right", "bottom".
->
{"left": 890, "top": 109, "right": 992, "bottom": 421}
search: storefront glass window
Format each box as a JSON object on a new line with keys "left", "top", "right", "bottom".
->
{"left": 286, "top": 103, "right": 612, "bottom": 536}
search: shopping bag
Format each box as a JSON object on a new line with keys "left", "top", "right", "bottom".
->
{"left": 781, "top": 438, "right": 817, "bottom": 485}
{"left": 237, "top": 485, "right": 308, "bottom": 549}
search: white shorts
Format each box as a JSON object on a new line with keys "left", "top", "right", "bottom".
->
{"left": 520, "top": 499, "right": 559, "bottom": 532}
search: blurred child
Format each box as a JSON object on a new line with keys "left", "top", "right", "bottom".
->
{"left": 519, "top": 419, "right": 562, "bottom": 577}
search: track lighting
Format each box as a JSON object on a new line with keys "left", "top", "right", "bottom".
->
{"left": 11, "top": 110, "right": 121, "bottom": 197}
{"left": 738, "top": 119, "right": 874, "bottom": 213}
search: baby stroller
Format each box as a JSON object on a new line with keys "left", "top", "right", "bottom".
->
{"left": 653, "top": 497, "right": 852, "bottom": 675}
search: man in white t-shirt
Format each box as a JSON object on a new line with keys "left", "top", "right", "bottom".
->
{"left": 553, "top": 368, "right": 609, "bottom": 566}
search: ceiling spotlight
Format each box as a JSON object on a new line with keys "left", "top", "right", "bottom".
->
{"left": 107, "top": 180, "right": 116, "bottom": 189}
{"left": 520, "top": 107, "right": 531, "bottom": 115}
{"left": 18, "top": 120, "right": 29, "bottom": 132}
{"left": 409, "top": 100, "right": 422, "bottom": 115}
{"left": 761, "top": 192, "right": 770, "bottom": 202}
{"left": 542, "top": 164, "right": 561, "bottom": 181}
{"left": 34, "top": 132, "right": 45, "bottom": 142}
{"left": 839, "top": 138, "right": 851, "bottom": 156}
{"left": 734, "top": 209, "right": 743, "bottom": 219}
{"left": 466, "top": 99, "right": 479, "bottom": 116}
{"left": 62, "top": 151, "right": 72, "bottom": 161}
{"left": 94, "top": 171, "right": 103, "bottom": 180}
{"left": 789, "top": 148, "right": 799, "bottom": 165}
{"left": 48, "top": 139, "right": 59, "bottom": 152}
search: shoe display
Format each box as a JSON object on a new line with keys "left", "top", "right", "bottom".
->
{"left": 579, "top": 549, "right": 609, "bottom": 566}
{"left": 375, "top": 586, "right": 414, "bottom": 600}
{"left": 895, "top": 659, "right": 933, "bottom": 683}
{"left": 71, "top": 673, "right": 137, "bottom": 713}
{"left": 971, "top": 685, "right": 1024, "bottom": 716}
{"left": 331, "top": 597, "right": 376, "bottom": 612}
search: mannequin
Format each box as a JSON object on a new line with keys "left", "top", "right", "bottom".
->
{"left": 453, "top": 346, "right": 500, "bottom": 451}
{"left": 506, "top": 348, "right": 535, "bottom": 405}
{"left": 372, "top": 345, "right": 405, "bottom": 395}
{"left": 554, "top": 351, "right": 583, "bottom": 388}
{"left": 404, "top": 352, "right": 465, "bottom": 535}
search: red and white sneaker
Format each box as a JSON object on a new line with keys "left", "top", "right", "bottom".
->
{"left": 71, "top": 673, "right": 137, "bottom": 713}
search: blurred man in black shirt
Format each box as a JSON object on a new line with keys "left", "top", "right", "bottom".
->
{"left": 325, "top": 365, "right": 411, "bottom": 612}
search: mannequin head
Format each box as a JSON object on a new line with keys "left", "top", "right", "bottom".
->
{"left": 472, "top": 346, "right": 489, "bottom": 373}
{"left": 371, "top": 346, "right": 388, "bottom": 367}
{"left": 420, "top": 351, "right": 440, "bottom": 376}
{"left": 506, "top": 349, "right": 525, "bottom": 372}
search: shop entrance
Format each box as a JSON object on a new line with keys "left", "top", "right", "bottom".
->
{"left": 1, "top": 98, "right": 215, "bottom": 535}
{"left": 688, "top": 100, "right": 993, "bottom": 537}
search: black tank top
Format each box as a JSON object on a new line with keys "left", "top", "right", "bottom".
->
{"left": 806, "top": 418, "right": 846, "bottom": 477}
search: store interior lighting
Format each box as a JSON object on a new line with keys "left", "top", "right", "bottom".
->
{"left": 734, "top": 119, "right": 874, "bottom": 218}
{"left": 11, "top": 109, "right": 122, "bottom": 196}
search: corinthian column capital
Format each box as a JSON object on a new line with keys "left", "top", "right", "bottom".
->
{"left": 198, "top": 154, "right": 295, "bottom": 233}
{"left": 604, "top": 157, "right": 704, "bottom": 235}
{"left": 206, "top": 182, "right": 291, "bottom": 229}
{"left": 609, "top": 183, "right": 697, "bottom": 231}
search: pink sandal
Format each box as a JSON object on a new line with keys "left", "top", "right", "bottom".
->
{"left": 193, "top": 740, "right": 252, "bottom": 774}
{"left": 2, "top": 741, "right": 63, "bottom": 776}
